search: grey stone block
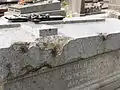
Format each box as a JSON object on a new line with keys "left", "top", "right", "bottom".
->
{"left": 8, "top": 2, "right": 61, "bottom": 14}
{"left": 0, "top": 24, "right": 20, "bottom": 29}
{"left": 2, "top": 18, "right": 120, "bottom": 90}
{"left": 38, "top": 18, "right": 105, "bottom": 25}
{"left": 39, "top": 28, "right": 58, "bottom": 37}
{"left": 3, "top": 49, "right": 120, "bottom": 90}
{"left": 5, "top": 10, "right": 66, "bottom": 17}
{"left": 56, "top": 33, "right": 120, "bottom": 65}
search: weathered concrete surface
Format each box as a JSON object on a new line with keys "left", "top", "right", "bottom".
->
{"left": 25, "top": 10, "right": 66, "bottom": 16}
{"left": 38, "top": 18, "right": 105, "bottom": 25}
{"left": 40, "top": 18, "right": 120, "bottom": 38}
{"left": 3, "top": 43, "right": 120, "bottom": 90}
{"left": 0, "top": 22, "right": 61, "bottom": 79}
{"left": 2, "top": 18, "right": 120, "bottom": 90}
{"left": 8, "top": 1, "right": 61, "bottom": 14}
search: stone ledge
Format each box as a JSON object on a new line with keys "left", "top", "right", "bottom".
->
{"left": 22, "top": 10, "right": 66, "bottom": 16}
{"left": 55, "top": 33, "right": 120, "bottom": 66}
{"left": 0, "top": 24, "right": 20, "bottom": 29}
{"left": 1, "top": 24, "right": 120, "bottom": 79}
{"left": 38, "top": 18, "right": 105, "bottom": 25}
{"left": 2, "top": 18, "right": 120, "bottom": 90}
{"left": 8, "top": 2, "right": 61, "bottom": 14}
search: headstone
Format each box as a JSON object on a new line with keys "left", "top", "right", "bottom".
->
{"left": 3, "top": 29, "right": 120, "bottom": 90}
{"left": 109, "top": 0, "right": 120, "bottom": 12}
{"left": 8, "top": 1, "right": 61, "bottom": 14}
{"left": 39, "top": 28, "right": 58, "bottom": 37}
{"left": 108, "top": 0, "right": 120, "bottom": 19}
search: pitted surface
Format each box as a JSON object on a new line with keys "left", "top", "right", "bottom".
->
{"left": 3, "top": 49, "right": 120, "bottom": 90}
{"left": 1, "top": 18, "right": 120, "bottom": 90}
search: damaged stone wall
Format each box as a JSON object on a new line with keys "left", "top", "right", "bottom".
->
{"left": 4, "top": 49, "right": 120, "bottom": 90}
{"left": 0, "top": 35, "right": 71, "bottom": 81}
{"left": 3, "top": 32, "right": 120, "bottom": 90}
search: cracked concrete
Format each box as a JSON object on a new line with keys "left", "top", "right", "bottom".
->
{"left": 1, "top": 18, "right": 120, "bottom": 90}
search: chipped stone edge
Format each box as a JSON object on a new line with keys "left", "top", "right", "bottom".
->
{"left": 38, "top": 18, "right": 105, "bottom": 25}
{"left": 0, "top": 24, "right": 21, "bottom": 29}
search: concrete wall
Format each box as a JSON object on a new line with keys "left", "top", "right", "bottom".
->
{"left": 4, "top": 50, "right": 120, "bottom": 90}
{"left": 2, "top": 18, "right": 120, "bottom": 90}
{"left": 3, "top": 32, "right": 120, "bottom": 90}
